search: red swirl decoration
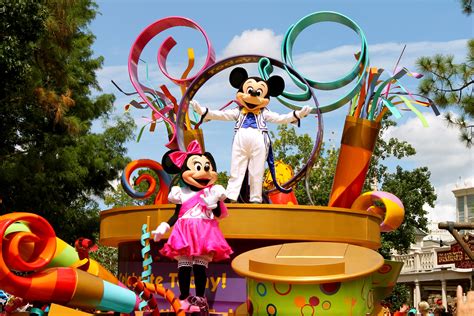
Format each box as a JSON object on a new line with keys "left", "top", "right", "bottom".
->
{"left": 0, "top": 213, "right": 75, "bottom": 302}
{"left": 121, "top": 159, "right": 171, "bottom": 204}
{"left": 1, "top": 213, "right": 56, "bottom": 271}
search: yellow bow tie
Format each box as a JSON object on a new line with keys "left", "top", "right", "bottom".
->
{"left": 241, "top": 107, "right": 262, "bottom": 115}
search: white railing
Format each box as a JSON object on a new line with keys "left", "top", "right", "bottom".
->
{"left": 392, "top": 250, "right": 446, "bottom": 273}
{"left": 419, "top": 251, "right": 435, "bottom": 271}
{"left": 395, "top": 254, "right": 416, "bottom": 272}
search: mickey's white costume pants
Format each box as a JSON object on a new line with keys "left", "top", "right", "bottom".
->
{"left": 200, "top": 106, "right": 299, "bottom": 203}
{"left": 226, "top": 128, "right": 268, "bottom": 203}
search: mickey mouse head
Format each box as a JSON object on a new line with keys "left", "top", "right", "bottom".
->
{"left": 229, "top": 67, "right": 285, "bottom": 112}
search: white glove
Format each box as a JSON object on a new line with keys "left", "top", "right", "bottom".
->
{"left": 296, "top": 106, "right": 311, "bottom": 119}
{"left": 200, "top": 187, "right": 220, "bottom": 209}
{"left": 190, "top": 100, "right": 205, "bottom": 115}
{"left": 152, "top": 222, "right": 170, "bottom": 242}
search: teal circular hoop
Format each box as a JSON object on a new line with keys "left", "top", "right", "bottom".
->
{"left": 273, "top": 11, "right": 369, "bottom": 114}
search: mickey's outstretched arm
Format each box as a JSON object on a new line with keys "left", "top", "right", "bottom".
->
{"left": 191, "top": 100, "right": 240, "bottom": 122}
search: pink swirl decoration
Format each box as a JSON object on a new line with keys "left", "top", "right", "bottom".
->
{"left": 128, "top": 16, "right": 215, "bottom": 149}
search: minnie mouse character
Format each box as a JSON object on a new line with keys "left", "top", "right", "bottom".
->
{"left": 191, "top": 67, "right": 311, "bottom": 203}
{"left": 152, "top": 140, "right": 232, "bottom": 312}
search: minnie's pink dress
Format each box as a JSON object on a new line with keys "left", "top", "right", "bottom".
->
{"left": 160, "top": 185, "right": 233, "bottom": 262}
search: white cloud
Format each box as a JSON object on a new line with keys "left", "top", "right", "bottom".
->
{"left": 94, "top": 65, "right": 128, "bottom": 96}
{"left": 425, "top": 174, "right": 474, "bottom": 223}
{"left": 384, "top": 113, "right": 473, "bottom": 187}
{"left": 384, "top": 113, "right": 474, "bottom": 222}
{"left": 427, "top": 182, "right": 459, "bottom": 223}
{"left": 222, "top": 29, "right": 283, "bottom": 59}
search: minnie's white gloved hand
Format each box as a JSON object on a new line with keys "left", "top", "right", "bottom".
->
{"left": 151, "top": 222, "right": 170, "bottom": 242}
{"left": 200, "top": 187, "right": 220, "bottom": 209}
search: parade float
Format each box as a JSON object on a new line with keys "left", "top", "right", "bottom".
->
{"left": 0, "top": 11, "right": 438, "bottom": 316}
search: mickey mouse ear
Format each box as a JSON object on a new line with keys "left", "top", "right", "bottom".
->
{"left": 229, "top": 67, "right": 248, "bottom": 89}
{"left": 267, "top": 75, "right": 285, "bottom": 97}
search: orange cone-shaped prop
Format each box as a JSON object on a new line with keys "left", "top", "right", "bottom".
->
{"left": 329, "top": 116, "right": 380, "bottom": 208}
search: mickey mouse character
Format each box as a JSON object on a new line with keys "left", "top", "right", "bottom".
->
{"left": 191, "top": 67, "right": 311, "bottom": 203}
{"left": 152, "top": 140, "right": 232, "bottom": 312}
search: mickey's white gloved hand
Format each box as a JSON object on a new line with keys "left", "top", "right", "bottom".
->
{"left": 211, "top": 185, "right": 227, "bottom": 201}
{"left": 296, "top": 106, "right": 311, "bottom": 119}
{"left": 190, "top": 100, "right": 205, "bottom": 115}
{"left": 152, "top": 222, "right": 170, "bottom": 242}
{"left": 200, "top": 187, "right": 220, "bottom": 209}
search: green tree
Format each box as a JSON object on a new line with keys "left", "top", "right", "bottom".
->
{"left": 378, "top": 165, "right": 436, "bottom": 257}
{"left": 217, "top": 171, "right": 230, "bottom": 187}
{"left": 365, "top": 120, "right": 436, "bottom": 257}
{"left": 459, "top": 0, "right": 472, "bottom": 15}
{"left": 0, "top": 0, "right": 135, "bottom": 244}
{"left": 366, "top": 120, "right": 416, "bottom": 191}
{"left": 417, "top": 39, "right": 473, "bottom": 147}
{"left": 104, "top": 184, "right": 144, "bottom": 208}
{"left": 89, "top": 233, "right": 119, "bottom": 276}
{"left": 384, "top": 283, "right": 411, "bottom": 313}
{"left": 270, "top": 125, "right": 338, "bottom": 205}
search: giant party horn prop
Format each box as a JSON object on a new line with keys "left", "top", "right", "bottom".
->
{"left": 6, "top": 218, "right": 121, "bottom": 286}
{"left": 329, "top": 116, "right": 381, "bottom": 208}
{"left": 0, "top": 213, "right": 137, "bottom": 313}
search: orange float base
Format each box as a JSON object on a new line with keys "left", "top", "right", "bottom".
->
{"left": 99, "top": 203, "right": 384, "bottom": 312}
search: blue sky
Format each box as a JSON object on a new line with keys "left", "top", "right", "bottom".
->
{"left": 90, "top": 0, "right": 473, "bottom": 222}
{"left": 92, "top": 0, "right": 470, "bottom": 62}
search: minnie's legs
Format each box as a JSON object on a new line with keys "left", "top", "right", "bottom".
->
{"left": 176, "top": 256, "right": 193, "bottom": 300}
{"left": 192, "top": 255, "right": 212, "bottom": 297}
{"left": 193, "top": 264, "right": 207, "bottom": 297}
{"left": 192, "top": 255, "right": 212, "bottom": 310}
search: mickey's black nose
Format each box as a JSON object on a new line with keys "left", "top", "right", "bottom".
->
{"left": 249, "top": 89, "right": 259, "bottom": 97}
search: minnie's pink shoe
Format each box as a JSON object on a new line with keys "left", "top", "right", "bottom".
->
{"left": 179, "top": 296, "right": 200, "bottom": 313}
{"left": 189, "top": 296, "right": 209, "bottom": 312}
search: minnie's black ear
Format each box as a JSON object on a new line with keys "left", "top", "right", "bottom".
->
{"left": 203, "top": 152, "right": 217, "bottom": 172}
{"left": 229, "top": 67, "right": 249, "bottom": 89}
{"left": 162, "top": 150, "right": 182, "bottom": 174}
{"left": 267, "top": 75, "right": 285, "bottom": 97}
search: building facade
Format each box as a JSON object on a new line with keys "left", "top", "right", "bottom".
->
{"left": 392, "top": 183, "right": 474, "bottom": 311}
{"left": 453, "top": 184, "right": 474, "bottom": 224}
